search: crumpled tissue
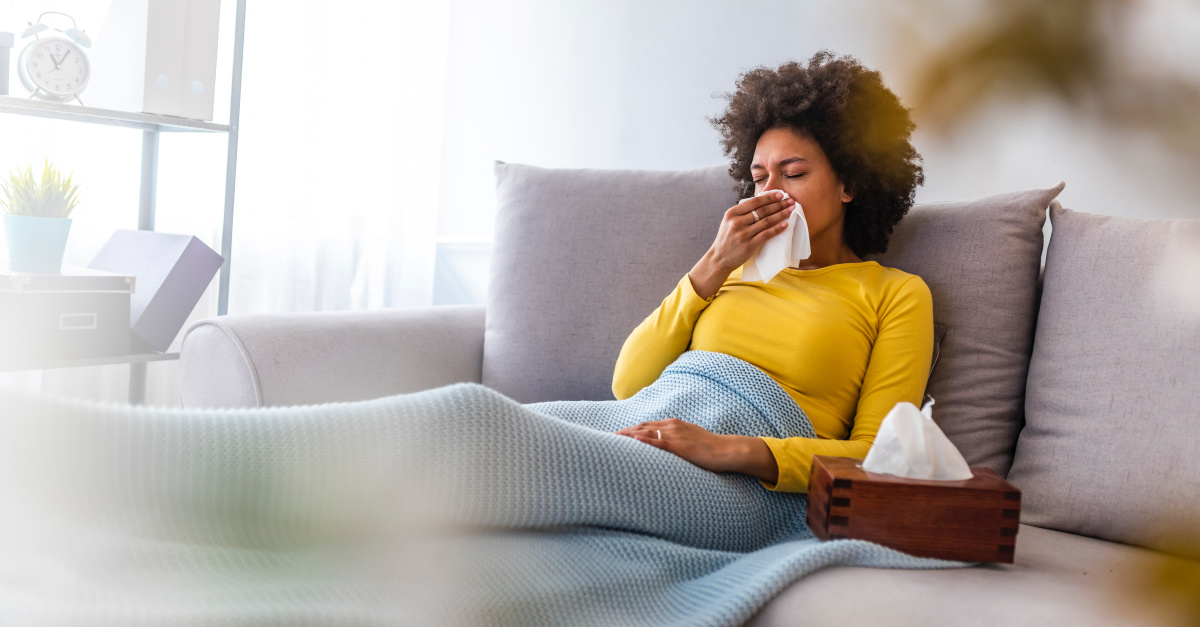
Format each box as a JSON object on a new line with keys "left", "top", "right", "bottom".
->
{"left": 741, "top": 189, "right": 811, "bottom": 283}
{"left": 861, "top": 398, "right": 974, "bottom": 481}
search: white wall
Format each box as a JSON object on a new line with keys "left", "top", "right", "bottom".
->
{"left": 431, "top": 0, "right": 1200, "bottom": 304}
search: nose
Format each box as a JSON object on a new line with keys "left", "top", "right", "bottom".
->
{"left": 759, "top": 177, "right": 783, "bottom": 194}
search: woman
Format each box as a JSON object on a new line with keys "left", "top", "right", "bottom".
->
{"left": 613, "top": 51, "right": 933, "bottom": 494}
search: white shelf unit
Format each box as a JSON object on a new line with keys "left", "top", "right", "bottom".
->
{"left": 0, "top": 95, "right": 229, "bottom": 132}
{"left": 0, "top": 0, "right": 247, "bottom": 404}
{"left": 0, "top": 351, "right": 180, "bottom": 374}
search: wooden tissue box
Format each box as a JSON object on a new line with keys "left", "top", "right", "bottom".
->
{"left": 806, "top": 455, "right": 1022, "bottom": 564}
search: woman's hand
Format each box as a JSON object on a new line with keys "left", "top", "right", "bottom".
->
{"left": 688, "top": 191, "right": 795, "bottom": 299}
{"left": 710, "top": 191, "right": 796, "bottom": 272}
{"left": 614, "top": 418, "right": 780, "bottom": 484}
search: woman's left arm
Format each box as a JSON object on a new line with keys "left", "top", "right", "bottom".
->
{"left": 618, "top": 276, "right": 935, "bottom": 492}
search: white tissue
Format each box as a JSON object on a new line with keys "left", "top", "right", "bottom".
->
{"left": 741, "top": 190, "right": 811, "bottom": 283}
{"left": 861, "top": 398, "right": 974, "bottom": 481}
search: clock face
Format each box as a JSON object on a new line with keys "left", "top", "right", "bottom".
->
{"left": 20, "top": 37, "right": 90, "bottom": 100}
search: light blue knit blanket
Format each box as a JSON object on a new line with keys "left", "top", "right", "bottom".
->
{"left": 0, "top": 350, "right": 970, "bottom": 626}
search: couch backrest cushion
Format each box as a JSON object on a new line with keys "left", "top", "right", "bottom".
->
{"left": 484, "top": 162, "right": 739, "bottom": 402}
{"left": 866, "top": 184, "right": 1064, "bottom": 476}
{"left": 1006, "top": 204, "right": 1200, "bottom": 558}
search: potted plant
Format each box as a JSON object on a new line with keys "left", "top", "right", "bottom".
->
{"left": 1, "top": 160, "right": 82, "bottom": 273}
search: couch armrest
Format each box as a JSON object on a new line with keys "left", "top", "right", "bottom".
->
{"left": 179, "top": 305, "right": 486, "bottom": 408}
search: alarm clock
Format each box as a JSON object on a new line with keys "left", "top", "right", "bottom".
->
{"left": 17, "top": 11, "right": 91, "bottom": 105}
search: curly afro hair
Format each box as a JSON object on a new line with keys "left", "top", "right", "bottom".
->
{"left": 709, "top": 51, "right": 924, "bottom": 258}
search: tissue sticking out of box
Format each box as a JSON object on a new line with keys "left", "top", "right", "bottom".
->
{"left": 861, "top": 398, "right": 974, "bottom": 481}
{"left": 740, "top": 190, "right": 811, "bottom": 283}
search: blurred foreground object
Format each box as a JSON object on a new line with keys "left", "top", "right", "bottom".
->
{"left": 902, "top": 0, "right": 1200, "bottom": 162}
{"left": 1114, "top": 525, "right": 1200, "bottom": 627}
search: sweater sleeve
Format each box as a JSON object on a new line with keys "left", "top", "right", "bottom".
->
{"left": 758, "top": 276, "right": 935, "bottom": 493}
{"left": 612, "top": 274, "right": 716, "bottom": 400}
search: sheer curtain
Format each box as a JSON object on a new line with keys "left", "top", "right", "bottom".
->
{"left": 0, "top": 0, "right": 451, "bottom": 405}
{"left": 230, "top": 0, "right": 450, "bottom": 313}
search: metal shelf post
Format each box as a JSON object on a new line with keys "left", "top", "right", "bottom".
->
{"left": 218, "top": 0, "right": 247, "bottom": 317}
{"left": 129, "top": 1, "right": 247, "bottom": 403}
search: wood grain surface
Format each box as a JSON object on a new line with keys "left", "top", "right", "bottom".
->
{"left": 807, "top": 455, "right": 1022, "bottom": 563}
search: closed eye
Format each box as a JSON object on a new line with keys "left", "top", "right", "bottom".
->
{"left": 753, "top": 174, "right": 803, "bottom": 184}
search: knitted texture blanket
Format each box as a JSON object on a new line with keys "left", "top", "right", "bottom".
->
{"left": 0, "top": 351, "right": 970, "bottom": 625}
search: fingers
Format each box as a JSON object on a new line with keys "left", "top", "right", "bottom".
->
{"left": 733, "top": 194, "right": 795, "bottom": 243}
{"left": 736, "top": 190, "right": 794, "bottom": 219}
{"left": 616, "top": 428, "right": 671, "bottom": 451}
{"left": 750, "top": 208, "right": 794, "bottom": 240}
{"left": 615, "top": 418, "right": 680, "bottom": 439}
{"left": 615, "top": 425, "right": 662, "bottom": 439}
{"left": 633, "top": 435, "right": 670, "bottom": 451}
{"left": 709, "top": 192, "right": 798, "bottom": 272}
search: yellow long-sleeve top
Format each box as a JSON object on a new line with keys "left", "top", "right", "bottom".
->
{"left": 612, "top": 261, "right": 934, "bottom": 493}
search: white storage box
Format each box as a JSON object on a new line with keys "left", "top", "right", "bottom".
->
{"left": 0, "top": 266, "right": 135, "bottom": 365}
{"left": 86, "top": 0, "right": 221, "bottom": 120}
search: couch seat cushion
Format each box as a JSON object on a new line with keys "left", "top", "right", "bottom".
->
{"left": 750, "top": 525, "right": 1200, "bottom": 627}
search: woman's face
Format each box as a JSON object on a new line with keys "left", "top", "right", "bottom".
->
{"left": 750, "top": 127, "right": 853, "bottom": 241}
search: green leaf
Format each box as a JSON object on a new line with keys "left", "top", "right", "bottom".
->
{"left": 1, "top": 160, "right": 82, "bottom": 218}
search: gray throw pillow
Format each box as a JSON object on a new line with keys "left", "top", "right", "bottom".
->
{"left": 868, "top": 184, "right": 1064, "bottom": 477}
{"left": 484, "top": 162, "right": 739, "bottom": 403}
{"left": 1006, "top": 204, "right": 1200, "bottom": 559}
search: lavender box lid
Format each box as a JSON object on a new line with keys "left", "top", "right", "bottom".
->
{"left": 89, "top": 230, "right": 223, "bottom": 352}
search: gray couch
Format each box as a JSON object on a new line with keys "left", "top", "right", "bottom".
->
{"left": 180, "top": 163, "right": 1200, "bottom": 626}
